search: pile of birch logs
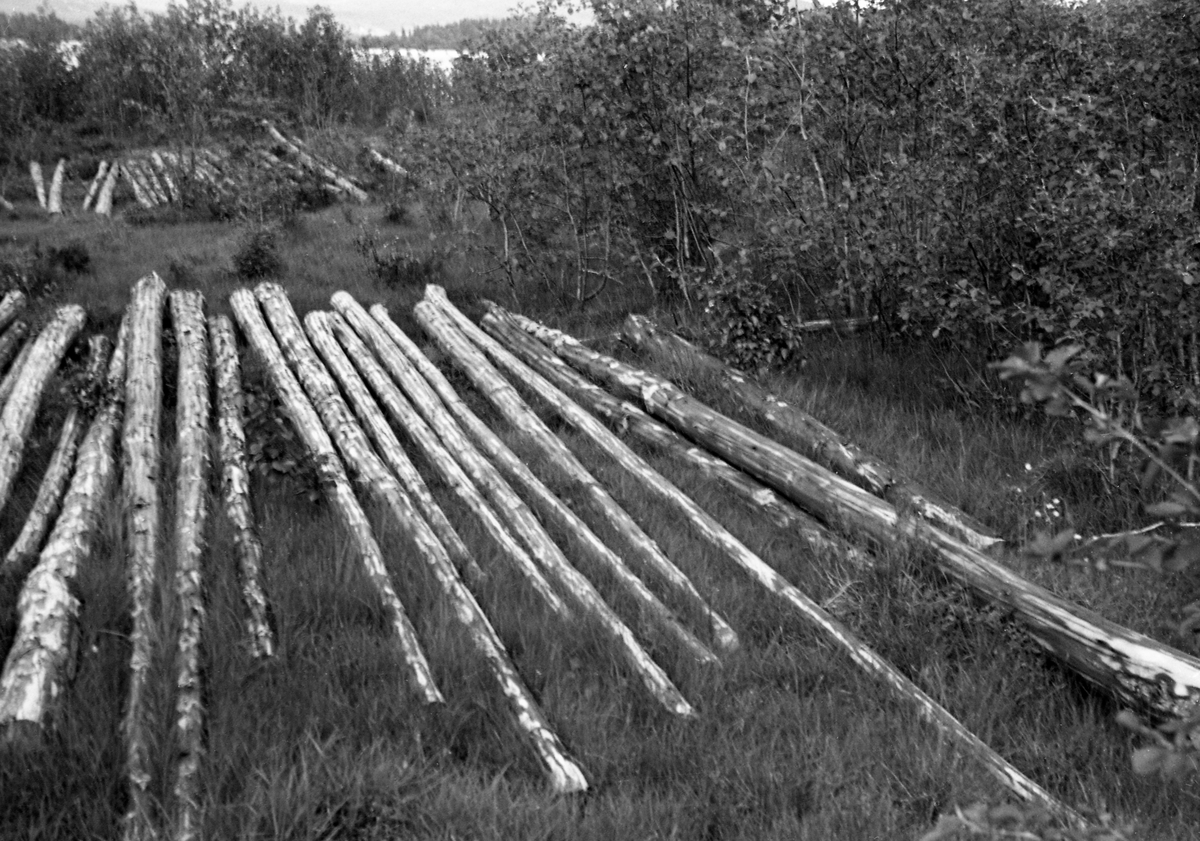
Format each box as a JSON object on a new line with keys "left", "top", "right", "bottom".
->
{"left": 10, "top": 278, "right": 1200, "bottom": 836}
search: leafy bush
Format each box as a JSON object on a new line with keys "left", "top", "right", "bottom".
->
{"left": 354, "top": 226, "right": 445, "bottom": 288}
{"left": 233, "top": 226, "right": 283, "bottom": 280}
{"left": 0, "top": 240, "right": 91, "bottom": 299}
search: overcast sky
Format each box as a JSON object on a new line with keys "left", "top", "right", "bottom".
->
{"left": 6, "top": 0, "right": 527, "bottom": 32}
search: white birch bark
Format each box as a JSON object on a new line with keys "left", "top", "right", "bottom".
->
{"left": 94, "top": 163, "right": 120, "bottom": 216}
{"left": 46, "top": 159, "right": 65, "bottom": 215}
{"left": 0, "top": 321, "right": 28, "bottom": 378}
{"left": 82, "top": 161, "right": 109, "bottom": 211}
{"left": 0, "top": 288, "right": 26, "bottom": 334}
{"left": 29, "top": 161, "right": 46, "bottom": 210}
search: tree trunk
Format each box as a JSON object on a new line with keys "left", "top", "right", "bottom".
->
{"left": 29, "top": 161, "right": 46, "bottom": 210}
{"left": 46, "top": 159, "right": 65, "bottom": 215}
{"left": 0, "top": 321, "right": 28, "bottom": 378}
{"left": 120, "top": 273, "right": 167, "bottom": 841}
{"left": 262, "top": 121, "right": 368, "bottom": 202}
{"left": 82, "top": 161, "right": 109, "bottom": 211}
{"left": 419, "top": 288, "right": 739, "bottom": 654}
{"left": 229, "top": 288, "right": 442, "bottom": 705}
{"left": 2, "top": 336, "right": 109, "bottom": 577}
{"left": 0, "top": 289, "right": 26, "bottom": 334}
{"left": 252, "top": 283, "right": 586, "bottom": 793}
{"left": 327, "top": 298, "right": 696, "bottom": 715}
{"left": 604, "top": 347, "right": 1200, "bottom": 723}
{"left": 621, "top": 315, "right": 1002, "bottom": 551}
{"left": 168, "top": 291, "right": 210, "bottom": 841}
{"left": 208, "top": 315, "right": 275, "bottom": 659}
{"left": 360, "top": 299, "right": 720, "bottom": 667}
{"left": 494, "top": 309, "right": 872, "bottom": 566}
{"left": 0, "top": 319, "right": 127, "bottom": 748}
{"left": 94, "top": 163, "right": 120, "bottom": 216}
{"left": 0, "top": 305, "right": 87, "bottom": 519}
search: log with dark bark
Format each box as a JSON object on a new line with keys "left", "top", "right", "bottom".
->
{"left": 359, "top": 299, "right": 720, "bottom": 666}
{"left": 0, "top": 289, "right": 26, "bottom": 334}
{"left": 120, "top": 274, "right": 166, "bottom": 841}
{"left": 2, "top": 336, "right": 109, "bottom": 576}
{"left": 0, "top": 320, "right": 126, "bottom": 748}
{"left": 0, "top": 305, "right": 87, "bottom": 519}
{"left": 591, "top": 340, "right": 1200, "bottom": 723}
{"left": 0, "top": 321, "right": 28, "bottom": 378}
{"left": 328, "top": 296, "right": 696, "bottom": 714}
{"left": 420, "top": 288, "right": 739, "bottom": 654}
{"left": 621, "top": 315, "right": 1002, "bottom": 551}
{"left": 230, "top": 288, "right": 442, "bottom": 705}
{"left": 209, "top": 315, "right": 275, "bottom": 659}
{"left": 501, "top": 309, "right": 871, "bottom": 565}
{"left": 254, "top": 284, "right": 587, "bottom": 793}
{"left": 169, "top": 290, "right": 210, "bottom": 841}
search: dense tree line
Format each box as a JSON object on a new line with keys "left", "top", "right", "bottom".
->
{"left": 360, "top": 17, "right": 532, "bottom": 51}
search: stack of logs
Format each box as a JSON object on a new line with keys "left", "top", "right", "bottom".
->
{"left": 8, "top": 280, "right": 1200, "bottom": 837}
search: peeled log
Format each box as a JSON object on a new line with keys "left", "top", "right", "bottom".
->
{"left": 0, "top": 342, "right": 34, "bottom": 408}
{"left": 94, "top": 163, "right": 120, "bottom": 216}
{"left": 262, "top": 121, "right": 368, "bottom": 202}
{"left": 29, "top": 161, "right": 46, "bottom": 210}
{"left": 328, "top": 299, "right": 695, "bottom": 715}
{"left": 0, "top": 321, "right": 29, "bottom": 378}
{"left": 2, "top": 336, "right": 109, "bottom": 576}
{"left": 0, "top": 319, "right": 127, "bottom": 747}
{"left": 169, "top": 291, "right": 210, "bottom": 841}
{"left": 601, "top": 345, "right": 1200, "bottom": 722}
{"left": 359, "top": 300, "right": 720, "bottom": 667}
{"left": 0, "top": 305, "right": 87, "bottom": 519}
{"left": 120, "top": 274, "right": 166, "bottom": 841}
{"left": 306, "top": 311, "right": 548, "bottom": 607}
{"left": 47, "top": 159, "right": 65, "bottom": 215}
{"left": 82, "top": 161, "right": 109, "bottom": 211}
{"left": 501, "top": 310, "right": 871, "bottom": 565}
{"left": 151, "top": 153, "right": 178, "bottom": 203}
{"left": 420, "top": 288, "right": 739, "bottom": 654}
{"left": 367, "top": 148, "right": 408, "bottom": 177}
{"left": 141, "top": 160, "right": 170, "bottom": 206}
{"left": 230, "top": 288, "right": 441, "bottom": 705}
{"left": 253, "top": 284, "right": 586, "bottom": 792}
{"left": 0, "top": 289, "right": 26, "bottom": 334}
{"left": 621, "top": 316, "right": 1001, "bottom": 551}
{"left": 209, "top": 316, "right": 275, "bottom": 659}
{"left": 122, "top": 161, "right": 156, "bottom": 209}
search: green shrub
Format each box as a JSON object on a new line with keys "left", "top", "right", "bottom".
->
{"left": 233, "top": 226, "right": 284, "bottom": 280}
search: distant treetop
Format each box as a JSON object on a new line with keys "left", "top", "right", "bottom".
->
{"left": 359, "top": 17, "right": 533, "bottom": 51}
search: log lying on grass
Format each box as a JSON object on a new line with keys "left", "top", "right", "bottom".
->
{"left": 122, "top": 161, "right": 156, "bottom": 209}
{"left": 0, "top": 320, "right": 126, "bottom": 748}
{"left": 142, "top": 160, "right": 169, "bottom": 206}
{"left": 595, "top": 337, "right": 1200, "bottom": 722}
{"left": 46, "top": 159, "right": 65, "bottom": 215}
{"left": 82, "top": 161, "right": 108, "bottom": 211}
{"left": 358, "top": 298, "right": 720, "bottom": 666}
{"left": 230, "top": 288, "right": 441, "bottom": 705}
{"left": 209, "top": 315, "right": 275, "bottom": 659}
{"left": 169, "top": 291, "right": 210, "bottom": 841}
{"left": 120, "top": 274, "right": 166, "bottom": 841}
{"left": 621, "top": 315, "right": 1002, "bottom": 551}
{"left": 29, "top": 161, "right": 46, "bottom": 210}
{"left": 367, "top": 148, "right": 408, "bottom": 177}
{"left": 262, "top": 121, "right": 368, "bottom": 202}
{"left": 94, "top": 163, "right": 119, "bottom": 216}
{"left": 502, "top": 310, "right": 871, "bottom": 565}
{"left": 420, "top": 288, "right": 740, "bottom": 654}
{"left": 0, "top": 305, "right": 87, "bottom": 518}
{"left": 254, "top": 284, "right": 587, "bottom": 793}
{"left": 2, "top": 336, "right": 109, "bottom": 576}
{"left": 0, "top": 341, "right": 33, "bottom": 408}
{"left": 796, "top": 314, "right": 879, "bottom": 335}
{"left": 0, "top": 289, "right": 26, "bottom": 334}
{"left": 485, "top": 310, "right": 1081, "bottom": 823}
{"left": 328, "top": 297, "right": 698, "bottom": 713}
{"left": 0, "top": 321, "right": 28, "bottom": 377}
{"left": 306, "top": 311, "right": 545, "bottom": 606}
{"left": 151, "top": 152, "right": 178, "bottom": 203}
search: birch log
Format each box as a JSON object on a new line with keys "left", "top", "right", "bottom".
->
{"left": 142, "top": 160, "right": 170, "bottom": 206}
{"left": 600, "top": 348, "right": 1200, "bottom": 722}
{"left": 94, "top": 163, "right": 120, "bottom": 216}
{"left": 305, "top": 311, "right": 554, "bottom": 610}
{"left": 262, "top": 121, "right": 368, "bottom": 202}
{"left": 621, "top": 316, "right": 1001, "bottom": 551}
{"left": 420, "top": 288, "right": 739, "bottom": 653}
{"left": 151, "top": 153, "right": 178, "bottom": 203}
{"left": 122, "top": 161, "right": 156, "bottom": 208}
{"left": 0, "top": 341, "right": 33, "bottom": 408}
{"left": 2, "top": 336, "right": 109, "bottom": 576}
{"left": 0, "top": 321, "right": 28, "bottom": 377}
{"left": 169, "top": 291, "right": 210, "bottom": 841}
{"left": 795, "top": 314, "right": 878, "bottom": 334}
{"left": 121, "top": 274, "right": 166, "bottom": 841}
{"left": 29, "top": 161, "right": 46, "bottom": 210}
{"left": 0, "top": 305, "right": 87, "bottom": 519}
{"left": 253, "top": 284, "right": 586, "bottom": 792}
{"left": 495, "top": 309, "right": 871, "bottom": 566}
{"left": 231, "top": 289, "right": 440, "bottom": 703}
{"left": 82, "top": 161, "right": 108, "bottom": 211}
{"left": 0, "top": 289, "right": 26, "bottom": 334}
{"left": 483, "top": 317, "right": 1081, "bottom": 822}
{"left": 46, "top": 159, "right": 65, "bottom": 215}
{"left": 356, "top": 299, "right": 719, "bottom": 666}
{"left": 326, "top": 301, "right": 695, "bottom": 714}
{"left": 367, "top": 148, "right": 408, "bottom": 177}
{"left": 0, "top": 319, "right": 126, "bottom": 748}
{"left": 209, "top": 315, "right": 275, "bottom": 659}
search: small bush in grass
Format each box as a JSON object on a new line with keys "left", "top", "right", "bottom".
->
{"left": 354, "top": 226, "right": 444, "bottom": 288}
{"left": 0, "top": 239, "right": 91, "bottom": 299}
{"left": 233, "top": 226, "right": 284, "bottom": 280}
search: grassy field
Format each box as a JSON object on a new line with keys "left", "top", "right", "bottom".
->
{"left": 1, "top": 188, "right": 1198, "bottom": 840}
